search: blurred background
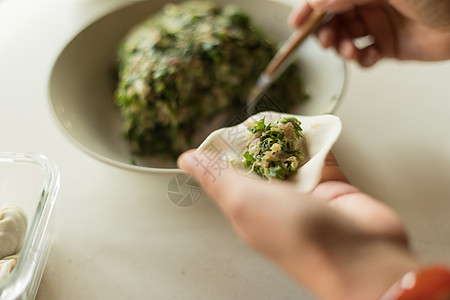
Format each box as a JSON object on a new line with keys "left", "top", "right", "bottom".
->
{"left": 1, "top": 0, "right": 449, "bottom": 299}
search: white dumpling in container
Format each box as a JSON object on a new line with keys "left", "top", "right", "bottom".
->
{"left": 0, "top": 255, "right": 18, "bottom": 283}
{"left": 0, "top": 204, "right": 28, "bottom": 259}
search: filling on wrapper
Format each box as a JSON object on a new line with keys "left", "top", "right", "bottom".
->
{"left": 243, "top": 117, "right": 306, "bottom": 180}
{"left": 114, "top": 1, "right": 308, "bottom": 158}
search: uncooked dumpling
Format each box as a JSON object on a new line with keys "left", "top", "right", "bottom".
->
{"left": 0, "top": 255, "right": 18, "bottom": 283}
{"left": 197, "top": 111, "right": 342, "bottom": 193}
{"left": 0, "top": 204, "right": 27, "bottom": 259}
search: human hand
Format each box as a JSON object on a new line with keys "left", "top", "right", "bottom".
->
{"left": 289, "top": 0, "right": 450, "bottom": 67}
{"left": 178, "top": 150, "right": 418, "bottom": 300}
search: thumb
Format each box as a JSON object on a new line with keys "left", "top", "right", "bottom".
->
{"left": 177, "top": 149, "right": 238, "bottom": 202}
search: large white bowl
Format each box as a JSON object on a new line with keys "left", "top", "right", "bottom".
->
{"left": 48, "top": 0, "right": 346, "bottom": 173}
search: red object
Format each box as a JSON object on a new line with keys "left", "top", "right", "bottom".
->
{"left": 380, "top": 266, "right": 450, "bottom": 300}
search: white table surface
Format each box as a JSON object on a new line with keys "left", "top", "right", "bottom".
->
{"left": 1, "top": 0, "right": 449, "bottom": 299}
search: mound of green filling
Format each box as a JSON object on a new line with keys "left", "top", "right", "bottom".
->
{"left": 243, "top": 117, "right": 305, "bottom": 180}
{"left": 115, "top": 1, "right": 308, "bottom": 158}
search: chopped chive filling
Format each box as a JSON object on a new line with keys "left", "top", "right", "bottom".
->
{"left": 243, "top": 117, "right": 305, "bottom": 180}
{"left": 114, "top": 1, "right": 308, "bottom": 158}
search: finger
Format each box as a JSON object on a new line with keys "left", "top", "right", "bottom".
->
{"left": 319, "top": 152, "right": 349, "bottom": 184}
{"left": 313, "top": 152, "right": 356, "bottom": 201}
{"left": 312, "top": 179, "right": 407, "bottom": 244}
{"left": 320, "top": 183, "right": 408, "bottom": 244}
{"left": 357, "top": 44, "right": 381, "bottom": 67}
{"left": 311, "top": 153, "right": 407, "bottom": 244}
{"left": 336, "top": 26, "right": 359, "bottom": 60}
{"left": 317, "top": 26, "right": 334, "bottom": 48}
{"left": 316, "top": 18, "right": 338, "bottom": 48}
{"left": 317, "top": 13, "right": 369, "bottom": 48}
{"left": 177, "top": 150, "right": 278, "bottom": 214}
{"left": 320, "top": 8, "right": 384, "bottom": 66}
{"left": 337, "top": 10, "right": 367, "bottom": 38}
{"left": 308, "top": 0, "right": 375, "bottom": 13}
{"left": 177, "top": 149, "right": 237, "bottom": 205}
{"left": 356, "top": 4, "right": 396, "bottom": 58}
{"left": 288, "top": 0, "right": 313, "bottom": 28}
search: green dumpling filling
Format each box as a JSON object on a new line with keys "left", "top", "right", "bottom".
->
{"left": 114, "top": 1, "right": 308, "bottom": 158}
{"left": 243, "top": 117, "right": 305, "bottom": 180}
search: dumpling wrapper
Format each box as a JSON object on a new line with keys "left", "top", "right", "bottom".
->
{"left": 197, "top": 111, "right": 342, "bottom": 193}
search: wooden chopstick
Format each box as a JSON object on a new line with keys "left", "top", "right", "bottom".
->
{"left": 264, "top": 10, "right": 326, "bottom": 77}
{"left": 245, "top": 10, "right": 327, "bottom": 112}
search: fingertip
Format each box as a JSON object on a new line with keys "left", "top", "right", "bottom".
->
{"left": 324, "top": 151, "right": 339, "bottom": 167}
{"left": 177, "top": 149, "right": 236, "bottom": 200}
{"left": 317, "top": 152, "right": 349, "bottom": 185}
{"left": 177, "top": 149, "right": 197, "bottom": 173}
{"left": 288, "top": 0, "right": 313, "bottom": 28}
{"left": 359, "top": 46, "right": 381, "bottom": 67}
{"left": 317, "top": 26, "right": 334, "bottom": 48}
{"left": 338, "top": 39, "right": 358, "bottom": 60}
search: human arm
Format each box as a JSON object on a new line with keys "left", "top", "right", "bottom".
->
{"left": 177, "top": 150, "right": 419, "bottom": 300}
{"left": 289, "top": 0, "right": 450, "bottom": 66}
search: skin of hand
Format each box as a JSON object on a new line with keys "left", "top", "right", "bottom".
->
{"left": 288, "top": 0, "right": 450, "bottom": 66}
{"left": 177, "top": 150, "right": 419, "bottom": 300}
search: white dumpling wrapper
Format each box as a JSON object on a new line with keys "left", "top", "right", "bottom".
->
{"left": 0, "top": 204, "right": 28, "bottom": 259}
{"left": 197, "top": 111, "right": 342, "bottom": 193}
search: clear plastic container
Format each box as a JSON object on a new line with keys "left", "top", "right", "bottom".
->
{"left": 0, "top": 152, "right": 60, "bottom": 300}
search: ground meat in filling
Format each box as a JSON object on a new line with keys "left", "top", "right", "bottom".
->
{"left": 243, "top": 117, "right": 306, "bottom": 180}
